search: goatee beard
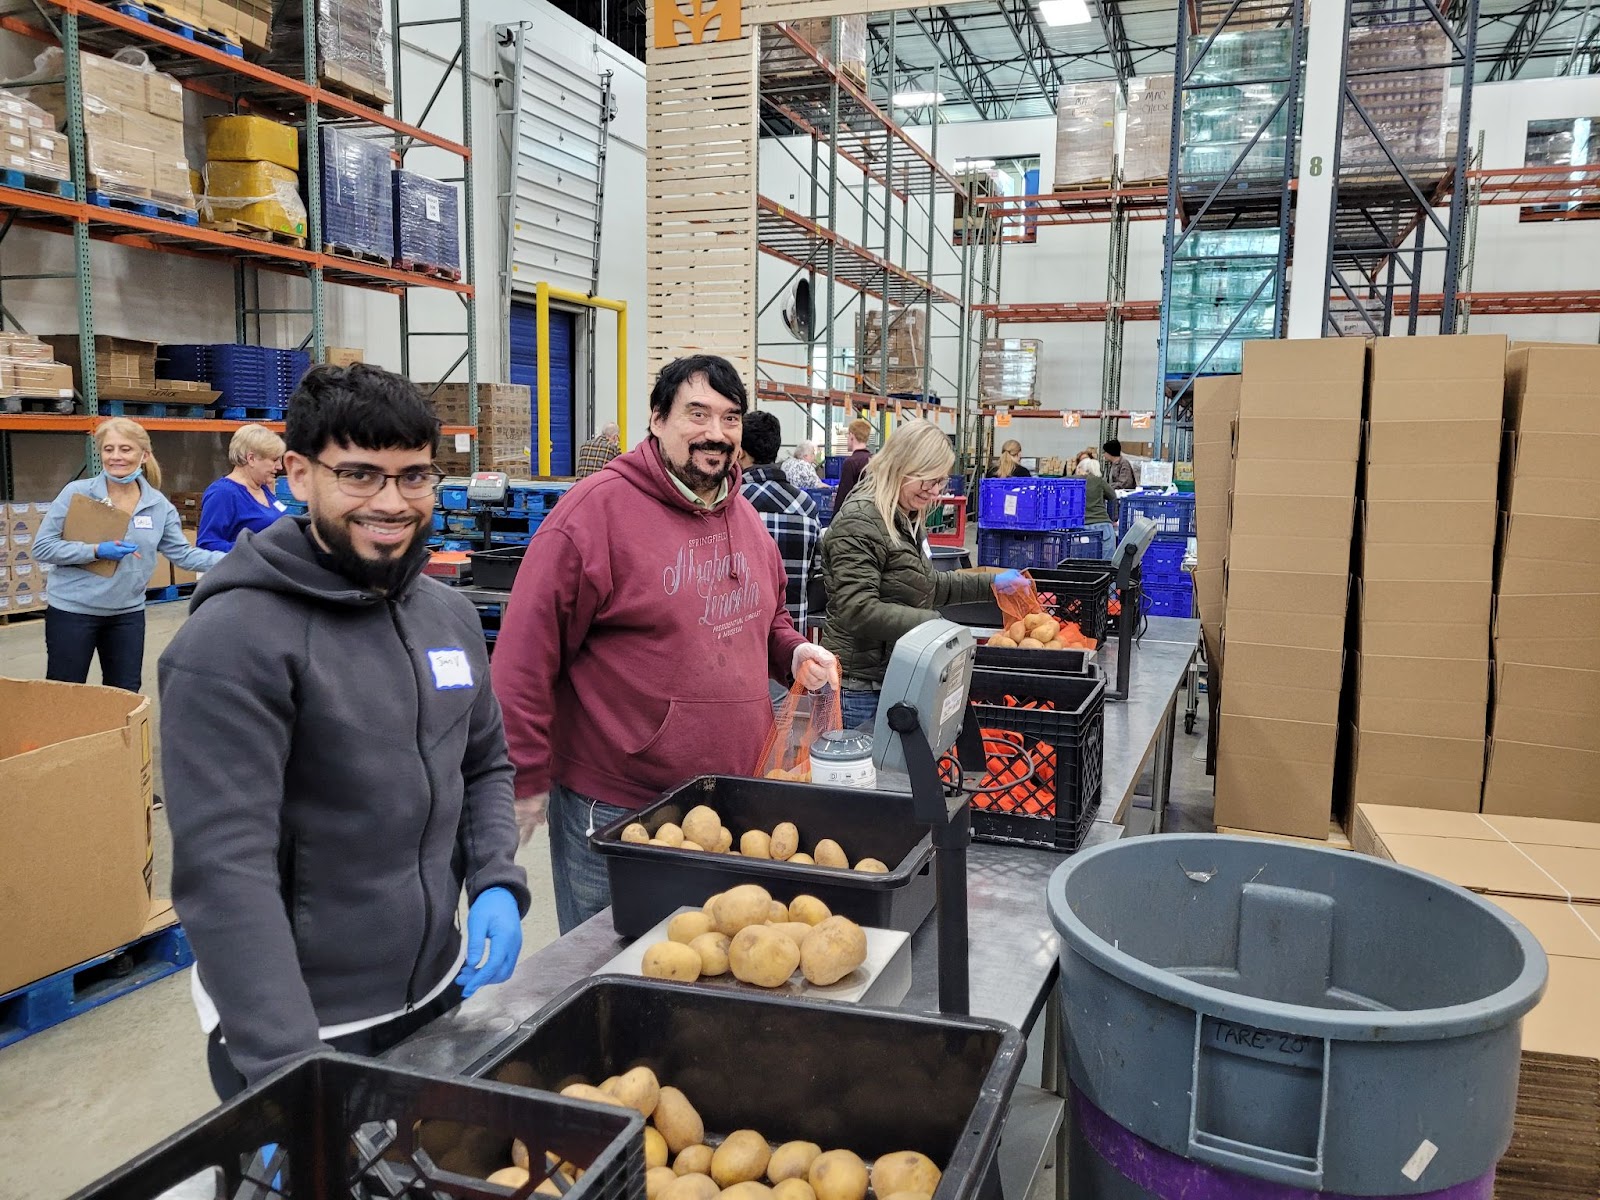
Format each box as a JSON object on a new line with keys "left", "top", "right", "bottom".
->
{"left": 312, "top": 511, "right": 429, "bottom": 594}
{"left": 667, "top": 442, "right": 732, "bottom": 494}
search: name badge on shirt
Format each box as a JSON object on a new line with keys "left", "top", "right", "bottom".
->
{"left": 132, "top": 514, "right": 154, "bottom": 530}
{"left": 427, "top": 648, "right": 474, "bottom": 690}
{"left": 273, "top": 500, "right": 287, "bottom": 512}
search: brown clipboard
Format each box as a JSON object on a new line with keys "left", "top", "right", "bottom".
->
{"left": 62, "top": 492, "right": 133, "bottom": 578}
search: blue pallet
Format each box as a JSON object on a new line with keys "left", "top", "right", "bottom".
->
{"left": 86, "top": 190, "right": 198, "bottom": 225}
{"left": 144, "top": 583, "right": 195, "bottom": 604}
{"left": 0, "top": 169, "right": 74, "bottom": 198}
{"left": 977, "top": 529, "right": 1079, "bottom": 571}
{"left": 979, "top": 478, "right": 1086, "bottom": 531}
{"left": 1142, "top": 581, "right": 1194, "bottom": 618}
{"left": 506, "top": 484, "right": 570, "bottom": 515}
{"left": 431, "top": 511, "right": 445, "bottom": 531}
{"left": 0, "top": 925, "right": 194, "bottom": 1050}
{"left": 489, "top": 532, "right": 535, "bottom": 546}
{"left": 218, "top": 405, "right": 285, "bottom": 421}
{"left": 100, "top": 400, "right": 214, "bottom": 419}
{"left": 1119, "top": 492, "right": 1197, "bottom": 538}
{"left": 157, "top": 344, "right": 210, "bottom": 382}
{"left": 108, "top": 1, "right": 244, "bottom": 54}
{"left": 274, "top": 477, "right": 296, "bottom": 502}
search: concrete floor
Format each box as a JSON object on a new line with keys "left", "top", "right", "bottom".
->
{"left": 0, "top": 602, "right": 1215, "bottom": 1200}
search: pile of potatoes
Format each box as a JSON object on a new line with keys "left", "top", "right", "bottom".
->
{"left": 641, "top": 884, "right": 868, "bottom": 989}
{"left": 621, "top": 804, "right": 889, "bottom": 875}
{"left": 985, "top": 612, "right": 1093, "bottom": 651}
{"left": 489, "top": 1065, "right": 945, "bottom": 1200}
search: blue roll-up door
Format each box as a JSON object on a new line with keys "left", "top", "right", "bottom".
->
{"left": 508, "top": 302, "right": 577, "bottom": 475}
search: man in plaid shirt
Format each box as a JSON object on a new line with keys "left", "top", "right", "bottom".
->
{"left": 575, "top": 422, "right": 621, "bottom": 478}
{"left": 739, "top": 410, "right": 821, "bottom": 630}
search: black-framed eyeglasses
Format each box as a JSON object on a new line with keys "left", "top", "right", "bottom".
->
{"left": 310, "top": 458, "right": 444, "bottom": 499}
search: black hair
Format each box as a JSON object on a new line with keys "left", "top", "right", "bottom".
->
{"left": 649, "top": 354, "right": 748, "bottom": 422}
{"left": 741, "top": 410, "right": 782, "bottom": 465}
{"left": 1103, "top": 438, "right": 1123, "bottom": 456}
{"left": 285, "top": 364, "right": 441, "bottom": 458}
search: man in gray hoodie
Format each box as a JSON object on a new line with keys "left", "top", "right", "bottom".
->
{"left": 160, "top": 364, "right": 529, "bottom": 1097}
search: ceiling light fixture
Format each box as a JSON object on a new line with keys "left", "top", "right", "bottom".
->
{"left": 891, "top": 90, "right": 946, "bottom": 107}
{"left": 957, "top": 158, "right": 997, "bottom": 170}
{"left": 1039, "top": 0, "right": 1093, "bottom": 25}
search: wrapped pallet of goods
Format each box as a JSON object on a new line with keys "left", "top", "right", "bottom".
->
{"left": 979, "top": 339, "right": 1041, "bottom": 408}
{"left": 1343, "top": 22, "right": 1455, "bottom": 171}
{"left": 265, "top": 0, "right": 391, "bottom": 107}
{"left": 1052, "top": 80, "right": 1116, "bottom": 188}
{"left": 0, "top": 332, "right": 73, "bottom": 406}
{"left": 426, "top": 383, "right": 532, "bottom": 476}
{"left": 0, "top": 93, "right": 68, "bottom": 184}
{"left": 392, "top": 170, "right": 462, "bottom": 280}
{"left": 763, "top": 16, "right": 868, "bottom": 86}
{"left": 1119, "top": 73, "right": 1174, "bottom": 183}
{"left": 320, "top": 125, "right": 394, "bottom": 262}
{"left": 856, "top": 308, "right": 925, "bottom": 396}
{"left": 199, "top": 115, "right": 306, "bottom": 240}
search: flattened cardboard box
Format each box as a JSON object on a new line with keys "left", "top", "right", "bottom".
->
{"left": 1216, "top": 715, "right": 1340, "bottom": 839}
{"left": 1220, "top": 641, "right": 1345, "bottom": 725}
{"left": 1366, "top": 334, "right": 1507, "bottom": 419}
{"left": 1493, "top": 662, "right": 1600, "bottom": 754}
{"left": 1493, "top": 593, "right": 1600, "bottom": 670}
{"left": 1347, "top": 726, "right": 1485, "bottom": 812}
{"left": 1485, "top": 896, "right": 1600, "bottom": 1062}
{"left": 1353, "top": 653, "right": 1489, "bottom": 741}
{"left": 0, "top": 678, "right": 156, "bottom": 996}
{"left": 1483, "top": 740, "right": 1600, "bottom": 823}
{"left": 1358, "top": 579, "right": 1490, "bottom": 659}
{"left": 1506, "top": 345, "right": 1600, "bottom": 436}
{"left": 1239, "top": 338, "right": 1368, "bottom": 419}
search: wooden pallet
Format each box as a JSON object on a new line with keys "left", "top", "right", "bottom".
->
{"left": 0, "top": 168, "right": 75, "bottom": 199}
{"left": 1215, "top": 823, "right": 1354, "bottom": 851}
{"left": 395, "top": 258, "right": 463, "bottom": 282}
{"left": 0, "top": 607, "right": 45, "bottom": 625}
{"left": 201, "top": 217, "right": 307, "bottom": 248}
{"left": 323, "top": 243, "right": 393, "bottom": 267}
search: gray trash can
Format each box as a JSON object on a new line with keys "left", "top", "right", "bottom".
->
{"left": 1048, "top": 835, "right": 1547, "bottom": 1198}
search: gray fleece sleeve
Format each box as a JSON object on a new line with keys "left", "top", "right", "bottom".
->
{"left": 159, "top": 605, "right": 324, "bottom": 1085}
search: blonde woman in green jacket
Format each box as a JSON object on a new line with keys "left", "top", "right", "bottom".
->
{"left": 819, "top": 419, "right": 994, "bottom": 729}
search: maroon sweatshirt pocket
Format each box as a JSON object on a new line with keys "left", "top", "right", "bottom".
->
{"left": 633, "top": 695, "right": 777, "bottom": 779}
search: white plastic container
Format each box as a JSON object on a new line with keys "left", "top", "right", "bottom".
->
{"left": 809, "top": 729, "right": 875, "bottom": 789}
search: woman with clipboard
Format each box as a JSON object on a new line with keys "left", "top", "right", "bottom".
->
{"left": 32, "top": 417, "right": 226, "bottom": 692}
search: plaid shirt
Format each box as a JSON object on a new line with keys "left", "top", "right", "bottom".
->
{"left": 575, "top": 436, "right": 620, "bottom": 478}
{"left": 741, "top": 464, "right": 822, "bottom": 629}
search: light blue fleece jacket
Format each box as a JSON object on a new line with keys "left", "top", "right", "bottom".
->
{"left": 33, "top": 475, "right": 227, "bottom": 616}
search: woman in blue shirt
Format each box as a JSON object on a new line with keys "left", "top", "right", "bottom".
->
{"left": 197, "top": 423, "right": 287, "bottom": 550}
{"left": 33, "top": 417, "right": 227, "bottom": 692}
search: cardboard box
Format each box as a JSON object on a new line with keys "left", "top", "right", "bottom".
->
{"left": 1347, "top": 728, "right": 1485, "bottom": 811}
{"left": 120, "top": 110, "right": 186, "bottom": 159}
{"left": 146, "top": 552, "right": 172, "bottom": 590}
{"left": 1219, "top": 641, "right": 1345, "bottom": 725}
{"left": 88, "top": 143, "right": 155, "bottom": 195}
{"left": 12, "top": 361, "right": 73, "bottom": 396}
{"left": 422, "top": 381, "right": 531, "bottom": 426}
{"left": 325, "top": 346, "right": 364, "bottom": 366}
{"left": 162, "top": 528, "right": 201, "bottom": 587}
{"left": 1366, "top": 334, "right": 1507, "bottom": 422}
{"left": 1493, "top": 592, "right": 1600, "bottom": 669}
{"left": 61, "top": 492, "right": 131, "bottom": 578}
{"left": 0, "top": 679, "right": 155, "bottom": 996}
{"left": 1352, "top": 653, "right": 1489, "bottom": 740}
{"left": 1238, "top": 337, "right": 1369, "bottom": 419}
{"left": 43, "top": 335, "right": 157, "bottom": 389}
{"left": 1483, "top": 739, "right": 1600, "bottom": 822}
{"left": 1224, "top": 569, "right": 1350, "bottom": 645}
{"left": 1493, "top": 662, "right": 1600, "bottom": 753}
{"left": 145, "top": 71, "right": 185, "bottom": 121}
{"left": 1215, "top": 715, "right": 1341, "bottom": 839}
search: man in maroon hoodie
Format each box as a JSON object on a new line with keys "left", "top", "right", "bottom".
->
{"left": 493, "top": 355, "right": 838, "bottom": 931}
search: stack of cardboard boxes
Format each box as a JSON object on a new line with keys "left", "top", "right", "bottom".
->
{"left": 783, "top": 16, "right": 868, "bottom": 86}
{"left": 1191, "top": 376, "right": 1239, "bottom": 772}
{"left": 1120, "top": 74, "right": 1174, "bottom": 183}
{"left": 1052, "top": 81, "right": 1117, "bottom": 187}
{"left": 978, "top": 339, "right": 1041, "bottom": 407}
{"left": 426, "top": 382, "right": 532, "bottom": 477}
{"left": 1484, "top": 345, "right": 1600, "bottom": 822}
{"left": 0, "top": 502, "right": 49, "bottom": 617}
{"left": 1347, "top": 336, "right": 1504, "bottom": 812}
{"left": 1214, "top": 339, "right": 1366, "bottom": 839}
{"left": 857, "top": 309, "right": 926, "bottom": 396}
{"left": 0, "top": 332, "right": 74, "bottom": 401}
{"left": 0, "top": 93, "right": 67, "bottom": 182}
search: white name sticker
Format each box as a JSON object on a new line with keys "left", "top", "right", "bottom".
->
{"left": 132, "top": 514, "right": 154, "bottom": 529}
{"left": 427, "top": 648, "right": 474, "bottom": 690}
{"left": 274, "top": 500, "right": 287, "bottom": 512}
{"left": 1400, "top": 1140, "right": 1438, "bottom": 1182}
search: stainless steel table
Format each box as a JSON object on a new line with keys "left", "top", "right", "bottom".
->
{"left": 390, "top": 615, "right": 1202, "bottom": 1197}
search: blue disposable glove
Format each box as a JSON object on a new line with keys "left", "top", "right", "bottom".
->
{"left": 455, "top": 886, "right": 522, "bottom": 998}
{"left": 993, "top": 569, "right": 1028, "bottom": 594}
{"left": 96, "top": 539, "right": 139, "bottom": 561}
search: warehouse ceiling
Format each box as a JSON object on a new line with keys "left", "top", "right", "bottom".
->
{"left": 573, "top": 1, "right": 1598, "bottom": 113}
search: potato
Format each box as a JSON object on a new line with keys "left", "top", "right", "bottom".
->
{"left": 645, "top": 1127, "right": 669, "bottom": 1168}
{"left": 711, "top": 1130, "right": 772, "bottom": 1186}
{"left": 682, "top": 804, "right": 722, "bottom": 848}
{"left": 621, "top": 823, "right": 650, "bottom": 844}
{"left": 1040, "top": 639, "right": 1064, "bottom": 650}
{"left": 716, "top": 826, "right": 734, "bottom": 853}
{"left": 703, "top": 893, "right": 725, "bottom": 916}
{"left": 674, "top": 1145, "right": 714, "bottom": 1176}
{"left": 1022, "top": 612, "right": 1047, "bottom": 630}
{"left": 535, "top": 1179, "right": 565, "bottom": 1198}
{"left": 723, "top": 1183, "right": 774, "bottom": 1200}
{"left": 741, "top": 830, "right": 773, "bottom": 859}
{"left": 680, "top": 840, "right": 705, "bottom": 852}
{"left": 561, "top": 1083, "right": 624, "bottom": 1107}
{"left": 1033, "top": 618, "right": 1060, "bottom": 644}
{"left": 800, "top": 916, "right": 868, "bottom": 986}
{"left": 871, "top": 1152, "right": 942, "bottom": 1199}
{"left": 654, "top": 1087, "right": 705, "bottom": 1153}
{"left": 663, "top": 1173, "right": 719, "bottom": 1200}
{"left": 768, "top": 921, "right": 816, "bottom": 948}
{"left": 489, "top": 1166, "right": 530, "bottom": 1187}
{"left": 788, "top": 852, "right": 815, "bottom": 865}
{"left": 881, "top": 1192, "right": 933, "bottom": 1200}
{"left": 512, "top": 1139, "right": 531, "bottom": 1170}
{"left": 668, "top": 911, "right": 717, "bottom": 944}
{"left": 855, "top": 858, "right": 888, "bottom": 873}
{"left": 655, "top": 822, "right": 685, "bottom": 847}
{"left": 609, "top": 1066, "right": 661, "bottom": 1118}
{"left": 769, "top": 821, "right": 800, "bottom": 860}
{"left": 1017, "top": 637, "right": 1045, "bottom": 650}
{"left": 813, "top": 839, "right": 848, "bottom": 869}
{"left": 1006, "top": 620, "right": 1028, "bottom": 642}
{"left": 767, "top": 899, "right": 790, "bottom": 922}
{"left": 773, "top": 1180, "right": 818, "bottom": 1200}
{"left": 768, "top": 1141, "right": 822, "bottom": 1184}
{"left": 713, "top": 884, "right": 773, "bottom": 936}
{"left": 730, "top": 924, "right": 801, "bottom": 987}
{"left": 986, "top": 635, "right": 1018, "bottom": 649}
{"left": 647, "top": 1167, "right": 679, "bottom": 1200}
{"left": 809, "top": 1150, "right": 868, "bottom": 1200}
{"left": 788, "top": 895, "right": 831, "bottom": 925}
{"left": 641, "top": 941, "right": 701, "bottom": 982}
{"left": 689, "top": 931, "right": 731, "bottom": 976}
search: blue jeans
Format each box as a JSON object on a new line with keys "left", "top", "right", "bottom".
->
{"left": 1086, "top": 523, "right": 1116, "bottom": 561}
{"left": 45, "top": 605, "right": 146, "bottom": 692}
{"left": 841, "top": 689, "right": 880, "bottom": 733}
{"left": 548, "top": 782, "right": 631, "bottom": 934}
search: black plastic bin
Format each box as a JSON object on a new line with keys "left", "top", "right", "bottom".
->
{"left": 973, "top": 644, "right": 1096, "bottom": 676}
{"left": 963, "top": 666, "right": 1105, "bottom": 852}
{"left": 68, "top": 1051, "right": 646, "bottom": 1200}
{"left": 468, "top": 978, "right": 1026, "bottom": 1200}
{"left": 470, "top": 544, "right": 527, "bottom": 590}
{"left": 592, "top": 775, "right": 935, "bottom": 938}
{"left": 938, "top": 564, "right": 1113, "bottom": 646}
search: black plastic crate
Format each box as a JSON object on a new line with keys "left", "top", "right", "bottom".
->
{"left": 68, "top": 1052, "right": 646, "bottom": 1200}
{"left": 937, "top": 564, "right": 1113, "bottom": 647}
{"left": 471, "top": 544, "right": 527, "bottom": 590}
{"left": 973, "top": 644, "right": 1095, "bottom": 675}
{"left": 963, "top": 667, "right": 1105, "bottom": 852}
{"left": 469, "top": 978, "right": 1025, "bottom": 1200}
{"left": 592, "top": 775, "right": 935, "bottom": 938}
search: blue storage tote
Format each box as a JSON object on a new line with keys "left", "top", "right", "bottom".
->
{"left": 320, "top": 126, "right": 394, "bottom": 262}
{"left": 1119, "top": 492, "right": 1197, "bottom": 538}
{"left": 978, "top": 529, "right": 1077, "bottom": 571}
{"left": 803, "top": 485, "right": 835, "bottom": 525}
{"left": 1142, "top": 580, "right": 1194, "bottom": 617}
{"left": 979, "top": 478, "right": 1086, "bottom": 531}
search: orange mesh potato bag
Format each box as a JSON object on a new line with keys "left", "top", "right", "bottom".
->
{"left": 756, "top": 678, "right": 843, "bottom": 782}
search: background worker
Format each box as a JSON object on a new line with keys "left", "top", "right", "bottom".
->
{"left": 740, "top": 411, "right": 822, "bottom": 632}
{"left": 1077, "top": 455, "right": 1120, "bottom": 559}
{"left": 819, "top": 419, "right": 997, "bottom": 730}
{"left": 575, "top": 421, "right": 623, "bottom": 478}
{"left": 196, "top": 423, "right": 288, "bottom": 551}
{"left": 833, "top": 418, "right": 874, "bottom": 510}
{"left": 1102, "top": 438, "right": 1140, "bottom": 491}
{"left": 493, "top": 355, "right": 836, "bottom": 933}
{"left": 993, "top": 438, "right": 1031, "bottom": 478}
{"left": 33, "top": 416, "right": 226, "bottom": 693}
{"left": 781, "top": 439, "right": 824, "bottom": 491}
{"left": 160, "top": 364, "right": 528, "bottom": 1096}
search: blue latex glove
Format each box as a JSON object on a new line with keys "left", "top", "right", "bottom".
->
{"left": 455, "top": 886, "right": 522, "bottom": 998}
{"left": 993, "top": 569, "right": 1028, "bottom": 594}
{"left": 96, "top": 539, "right": 139, "bottom": 561}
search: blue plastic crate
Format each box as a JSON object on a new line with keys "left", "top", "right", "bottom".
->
{"left": 1057, "top": 530, "right": 1105, "bottom": 560}
{"left": 978, "top": 478, "right": 1086, "bottom": 531}
{"left": 157, "top": 344, "right": 210, "bottom": 382}
{"left": 1139, "top": 539, "right": 1189, "bottom": 574}
{"left": 802, "top": 486, "right": 835, "bottom": 525}
{"left": 273, "top": 476, "right": 296, "bottom": 502}
{"left": 438, "top": 484, "right": 470, "bottom": 511}
{"left": 977, "top": 529, "right": 1077, "bottom": 571}
{"left": 825, "top": 455, "right": 845, "bottom": 478}
{"left": 1119, "top": 493, "right": 1197, "bottom": 538}
{"left": 507, "top": 482, "right": 571, "bottom": 515}
{"left": 1142, "top": 580, "right": 1194, "bottom": 618}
